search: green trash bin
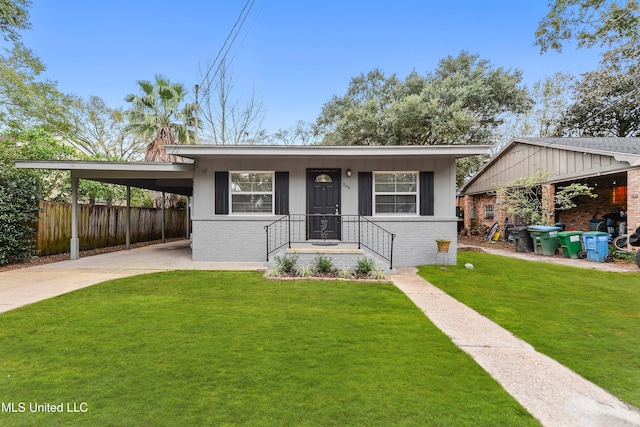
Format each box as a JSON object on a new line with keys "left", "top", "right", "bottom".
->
{"left": 557, "top": 231, "right": 583, "bottom": 259}
{"left": 528, "top": 226, "right": 561, "bottom": 256}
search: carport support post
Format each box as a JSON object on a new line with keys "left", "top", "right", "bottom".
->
{"left": 125, "top": 186, "right": 131, "bottom": 250}
{"left": 70, "top": 176, "right": 79, "bottom": 260}
{"left": 162, "top": 191, "right": 166, "bottom": 243}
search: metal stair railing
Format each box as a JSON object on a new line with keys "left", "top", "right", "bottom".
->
{"left": 265, "top": 214, "right": 396, "bottom": 269}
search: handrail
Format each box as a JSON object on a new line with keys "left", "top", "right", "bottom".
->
{"left": 265, "top": 214, "right": 396, "bottom": 269}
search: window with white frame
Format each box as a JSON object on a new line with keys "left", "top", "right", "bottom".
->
{"left": 373, "top": 172, "right": 418, "bottom": 214}
{"left": 230, "top": 172, "right": 274, "bottom": 213}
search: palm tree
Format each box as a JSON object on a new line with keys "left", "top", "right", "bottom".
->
{"left": 125, "top": 75, "right": 195, "bottom": 162}
{"left": 125, "top": 75, "right": 195, "bottom": 207}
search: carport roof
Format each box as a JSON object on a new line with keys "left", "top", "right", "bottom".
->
{"left": 15, "top": 160, "right": 194, "bottom": 196}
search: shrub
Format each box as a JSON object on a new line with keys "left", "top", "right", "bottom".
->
{"left": 368, "top": 267, "right": 387, "bottom": 280}
{"left": 274, "top": 254, "right": 298, "bottom": 274}
{"left": 296, "top": 265, "right": 313, "bottom": 278}
{"left": 0, "top": 165, "right": 42, "bottom": 265}
{"left": 356, "top": 257, "right": 377, "bottom": 276}
{"left": 338, "top": 267, "right": 355, "bottom": 279}
{"left": 314, "top": 255, "right": 334, "bottom": 274}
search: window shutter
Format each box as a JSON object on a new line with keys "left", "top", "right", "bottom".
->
{"left": 358, "top": 172, "right": 372, "bottom": 216}
{"left": 274, "top": 172, "right": 289, "bottom": 215}
{"left": 419, "top": 172, "right": 434, "bottom": 216}
{"left": 215, "top": 171, "right": 229, "bottom": 215}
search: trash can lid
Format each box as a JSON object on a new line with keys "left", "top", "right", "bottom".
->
{"left": 582, "top": 231, "right": 610, "bottom": 236}
{"left": 528, "top": 225, "right": 561, "bottom": 231}
{"left": 557, "top": 231, "right": 582, "bottom": 237}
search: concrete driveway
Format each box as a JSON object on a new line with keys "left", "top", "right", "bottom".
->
{"left": 0, "top": 240, "right": 264, "bottom": 313}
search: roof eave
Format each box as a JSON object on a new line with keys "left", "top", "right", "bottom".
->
{"left": 165, "top": 144, "right": 491, "bottom": 159}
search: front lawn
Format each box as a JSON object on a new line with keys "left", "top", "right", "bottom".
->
{"left": 0, "top": 271, "right": 536, "bottom": 426}
{"left": 419, "top": 252, "right": 640, "bottom": 409}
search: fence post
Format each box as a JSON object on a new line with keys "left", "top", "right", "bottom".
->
{"left": 358, "top": 215, "right": 361, "bottom": 249}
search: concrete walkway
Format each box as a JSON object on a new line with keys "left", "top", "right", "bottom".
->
{"left": 1, "top": 240, "right": 640, "bottom": 426}
{"left": 391, "top": 267, "right": 640, "bottom": 427}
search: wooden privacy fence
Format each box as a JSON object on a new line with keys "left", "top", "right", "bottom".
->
{"left": 37, "top": 201, "right": 188, "bottom": 255}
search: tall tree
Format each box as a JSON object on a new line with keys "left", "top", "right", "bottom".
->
{"left": 0, "top": 0, "right": 72, "bottom": 133}
{"left": 0, "top": 43, "right": 73, "bottom": 132}
{"left": 499, "top": 72, "right": 575, "bottom": 142}
{"left": 125, "top": 75, "right": 195, "bottom": 207}
{"left": 560, "top": 41, "right": 640, "bottom": 136}
{"left": 535, "top": 0, "right": 640, "bottom": 52}
{"left": 70, "top": 95, "right": 145, "bottom": 160}
{"left": 199, "top": 61, "right": 266, "bottom": 144}
{"left": 271, "top": 120, "right": 320, "bottom": 145}
{"left": 124, "top": 75, "right": 195, "bottom": 162}
{"left": 316, "top": 52, "right": 532, "bottom": 185}
{"left": 0, "top": 0, "right": 31, "bottom": 43}
{"left": 317, "top": 53, "right": 531, "bottom": 147}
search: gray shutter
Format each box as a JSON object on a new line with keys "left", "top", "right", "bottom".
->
{"left": 215, "top": 171, "right": 229, "bottom": 215}
{"left": 358, "top": 172, "right": 372, "bottom": 216}
{"left": 420, "top": 171, "right": 434, "bottom": 216}
{"left": 274, "top": 172, "right": 289, "bottom": 215}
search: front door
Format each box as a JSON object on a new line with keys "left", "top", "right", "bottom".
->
{"left": 307, "top": 169, "right": 341, "bottom": 240}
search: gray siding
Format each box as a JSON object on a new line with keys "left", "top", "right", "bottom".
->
{"left": 465, "top": 142, "right": 633, "bottom": 195}
{"left": 190, "top": 155, "right": 458, "bottom": 266}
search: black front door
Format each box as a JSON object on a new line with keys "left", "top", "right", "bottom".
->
{"left": 307, "top": 169, "right": 341, "bottom": 240}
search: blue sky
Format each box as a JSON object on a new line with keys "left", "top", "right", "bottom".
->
{"left": 18, "top": 0, "right": 603, "bottom": 134}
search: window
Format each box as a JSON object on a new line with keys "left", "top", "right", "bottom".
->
{"left": 230, "top": 172, "right": 273, "bottom": 213}
{"left": 373, "top": 172, "right": 418, "bottom": 214}
{"left": 484, "top": 205, "right": 494, "bottom": 219}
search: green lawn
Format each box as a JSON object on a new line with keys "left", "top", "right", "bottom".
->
{"left": 419, "top": 252, "right": 640, "bottom": 410}
{"left": 0, "top": 271, "right": 536, "bottom": 426}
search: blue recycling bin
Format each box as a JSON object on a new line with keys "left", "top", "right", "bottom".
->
{"left": 582, "top": 231, "right": 610, "bottom": 262}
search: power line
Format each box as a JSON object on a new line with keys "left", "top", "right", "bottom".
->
{"left": 199, "top": 0, "right": 256, "bottom": 99}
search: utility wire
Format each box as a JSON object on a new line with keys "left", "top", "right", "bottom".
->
{"left": 199, "top": 0, "right": 256, "bottom": 99}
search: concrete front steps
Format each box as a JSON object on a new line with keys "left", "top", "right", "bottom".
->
{"left": 266, "top": 242, "right": 396, "bottom": 274}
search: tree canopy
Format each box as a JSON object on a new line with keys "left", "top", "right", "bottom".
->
{"left": 316, "top": 52, "right": 532, "bottom": 147}
{"left": 560, "top": 41, "right": 640, "bottom": 136}
{"left": 124, "top": 75, "right": 195, "bottom": 162}
{"left": 316, "top": 52, "right": 532, "bottom": 186}
{"left": 70, "top": 95, "right": 145, "bottom": 161}
{"left": 535, "top": 0, "right": 640, "bottom": 52}
{"left": 0, "top": 0, "right": 31, "bottom": 43}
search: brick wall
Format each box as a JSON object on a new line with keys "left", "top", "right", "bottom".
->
{"left": 193, "top": 216, "right": 459, "bottom": 266}
{"left": 627, "top": 169, "right": 640, "bottom": 252}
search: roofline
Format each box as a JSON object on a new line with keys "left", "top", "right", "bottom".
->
{"left": 15, "top": 160, "right": 194, "bottom": 172}
{"left": 165, "top": 144, "right": 491, "bottom": 159}
{"left": 512, "top": 138, "right": 640, "bottom": 166}
{"left": 459, "top": 137, "right": 640, "bottom": 194}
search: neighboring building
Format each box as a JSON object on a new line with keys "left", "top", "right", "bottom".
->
{"left": 18, "top": 144, "right": 489, "bottom": 267}
{"left": 457, "top": 138, "right": 640, "bottom": 245}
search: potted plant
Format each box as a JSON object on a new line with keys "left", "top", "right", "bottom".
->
{"left": 435, "top": 238, "right": 451, "bottom": 253}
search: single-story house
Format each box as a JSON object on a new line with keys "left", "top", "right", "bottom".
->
{"left": 18, "top": 144, "right": 489, "bottom": 267}
{"left": 457, "top": 138, "right": 640, "bottom": 249}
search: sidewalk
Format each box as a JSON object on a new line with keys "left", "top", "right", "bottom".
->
{"left": 391, "top": 267, "right": 640, "bottom": 427}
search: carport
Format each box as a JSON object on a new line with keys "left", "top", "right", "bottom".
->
{"left": 15, "top": 160, "right": 194, "bottom": 259}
